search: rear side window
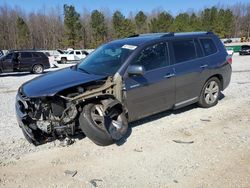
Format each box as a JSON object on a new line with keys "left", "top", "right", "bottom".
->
{"left": 173, "top": 39, "right": 196, "bottom": 63}
{"left": 200, "top": 38, "right": 217, "bottom": 56}
{"left": 132, "top": 42, "right": 169, "bottom": 71}
{"left": 76, "top": 51, "right": 81, "bottom": 55}
{"left": 32, "top": 52, "right": 40, "bottom": 58}
{"left": 21, "top": 52, "right": 32, "bottom": 58}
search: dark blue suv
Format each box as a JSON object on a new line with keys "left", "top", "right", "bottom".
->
{"left": 16, "top": 32, "right": 232, "bottom": 146}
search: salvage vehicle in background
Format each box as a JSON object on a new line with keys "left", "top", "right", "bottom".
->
{"left": 16, "top": 31, "right": 232, "bottom": 146}
{"left": 0, "top": 51, "right": 50, "bottom": 74}
{"left": 54, "top": 50, "right": 89, "bottom": 64}
{"left": 0, "top": 50, "right": 4, "bottom": 57}
{"left": 239, "top": 45, "right": 250, "bottom": 55}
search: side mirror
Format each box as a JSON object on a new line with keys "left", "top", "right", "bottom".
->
{"left": 127, "top": 65, "right": 145, "bottom": 76}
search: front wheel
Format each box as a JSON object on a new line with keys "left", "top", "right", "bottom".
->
{"left": 32, "top": 64, "right": 44, "bottom": 74}
{"left": 79, "top": 102, "right": 128, "bottom": 146}
{"left": 198, "top": 77, "right": 221, "bottom": 108}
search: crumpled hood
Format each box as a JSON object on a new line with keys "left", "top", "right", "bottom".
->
{"left": 21, "top": 67, "right": 107, "bottom": 98}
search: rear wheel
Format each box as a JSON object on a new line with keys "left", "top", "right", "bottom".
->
{"left": 32, "top": 64, "right": 44, "bottom": 74}
{"left": 198, "top": 77, "right": 221, "bottom": 108}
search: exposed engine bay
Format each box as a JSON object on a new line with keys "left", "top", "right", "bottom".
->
{"left": 16, "top": 76, "right": 128, "bottom": 146}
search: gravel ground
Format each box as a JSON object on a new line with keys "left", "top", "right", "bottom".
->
{"left": 0, "top": 55, "right": 249, "bottom": 187}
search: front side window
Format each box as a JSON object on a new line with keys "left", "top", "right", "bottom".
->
{"left": 132, "top": 42, "right": 168, "bottom": 71}
{"left": 173, "top": 39, "right": 196, "bottom": 63}
{"left": 76, "top": 51, "right": 81, "bottom": 55}
{"left": 21, "top": 52, "right": 32, "bottom": 59}
{"left": 200, "top": 38, "right": 217, "bottom": 56}
{"left": 77, "top": 43, "right": 135, "bottom": 75}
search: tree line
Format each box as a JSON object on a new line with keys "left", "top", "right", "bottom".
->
{"left": 0, "top": 2, "right": 249, "bottom": 50}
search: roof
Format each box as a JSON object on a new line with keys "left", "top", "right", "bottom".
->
{"left": 109, "top": 31, "right": 214, "bottom": 46}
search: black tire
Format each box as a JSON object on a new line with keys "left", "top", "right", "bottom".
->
{"left": 79, "top": 103, "right": 115, "bottom": 146}
{"left": 61, "top": 57, "right": 67, "bottom": 64}
{"left": 32, "top": 64, "right": 44, "bottom": 74}
{"left": 198, "top": 77, "right": 221, "bottom": 108}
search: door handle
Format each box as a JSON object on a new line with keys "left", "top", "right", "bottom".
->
{"left": 200, "top": 64, "right": 208, "bottom": 69}
{"left": 164, "top": 73, "right": 175, "bottom": 78}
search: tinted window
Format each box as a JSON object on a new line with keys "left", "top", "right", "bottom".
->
{"left": 173, "top": 39, "right": 196, "bottom": 63}
{"left": 76, "top": 51, "right": 81, "bottom": 55}
{"left": 32, "top": 52, "right": 40, "bottom": 58}
{"left": 132, "top": 42, "right": 168, "bottom": 71}
{"left": 21, "top": 52, "right": 32, "bottom": 58}
{"left": 82, "top": 51, "right": 89, "bottom": 55}
{"left": 242, "top": 45, "right": 250, "bottom": 50}
{"left": 200, "top": 38, "right": 217, "bottom": 56}
{"left": 5, "top": 53, "right": 13, "bottom": 60}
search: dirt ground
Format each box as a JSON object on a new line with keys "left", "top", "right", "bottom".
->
{"left": 0, "top": 55, "right": 249, "bottom": 188}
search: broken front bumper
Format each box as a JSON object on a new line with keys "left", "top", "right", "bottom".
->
{"left": 15, "top": 93, "right": 41, "bottom": 145}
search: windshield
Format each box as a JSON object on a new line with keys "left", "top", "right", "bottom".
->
{"left": 77, "top": 43, "right": 136, "bottom": 76}
{"left": 242, "top": 45, "right": 250, "bottom": 50}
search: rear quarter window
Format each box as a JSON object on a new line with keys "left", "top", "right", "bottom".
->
{"left": 200, "top": 38, "right": 217, "bottom": 56}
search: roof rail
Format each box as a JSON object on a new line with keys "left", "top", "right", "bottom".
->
{"left": 161, "top": 32, "right": 174, "bottom": 38}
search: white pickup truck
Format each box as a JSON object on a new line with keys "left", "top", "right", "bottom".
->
{"left": 54, "top": 50, "right": 89, "bottom": 63}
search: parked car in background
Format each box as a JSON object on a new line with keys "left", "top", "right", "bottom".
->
{"left": 0, "top": 51, "right": 50, "bottom": 74}
{"left": 223, "top": 38, "right": 232, "bottom": 44}
{"left": 54, "top": 50, "right": 89, "bottom": 63}
{"left": 239, "top": 45, "right": 250, "bottom": 55}
{"left": 16, "top": 31, "right": 232, "bottom": 146}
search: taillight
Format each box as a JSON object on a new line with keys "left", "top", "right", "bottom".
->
{"left": 226, "top": 56, "right": 232, "bottom": 64}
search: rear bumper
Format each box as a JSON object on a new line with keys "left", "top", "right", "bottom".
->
{"left": 222, "top": 64, "right": 232, "bottom": 90}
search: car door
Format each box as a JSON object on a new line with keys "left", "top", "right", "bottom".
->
{"left": 74, "top": 51, "right": 82, "bottom": 60}
{"left": 170, "top": 38, "right": 207, "bottom": 108}
{"left": 124, "top": 42, "right": 175, "bottom": 121}
{"left": 68, "top": 51, "right": 74, "bottom": 60}
{"left": 19, "top": 52, "right": 34, "bottom": 71}
{"left": 1, "top": 53, "right": 14, "bottom": 72}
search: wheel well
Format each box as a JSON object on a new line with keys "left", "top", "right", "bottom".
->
{"left": 61, "top": 57, "right": 67, "bottom": 60}
{"left": 207, "top": 74, "right": 223, "bottom": 88}
{"left": 32, "top": 64, "right": 44, "bottom": 69}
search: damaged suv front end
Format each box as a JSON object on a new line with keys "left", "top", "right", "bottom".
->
{"left": 15, "top": 42, "right": 134, "bottom": 146}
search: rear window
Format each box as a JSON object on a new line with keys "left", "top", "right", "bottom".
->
{"left": 21, "top": 52, "right": 32, "bottom": 58}
{"left": 200, "top": 38, "right": 217, "bottom": 56}
{"left": 173, "top": 39, "right": 197, "bottom": 63}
